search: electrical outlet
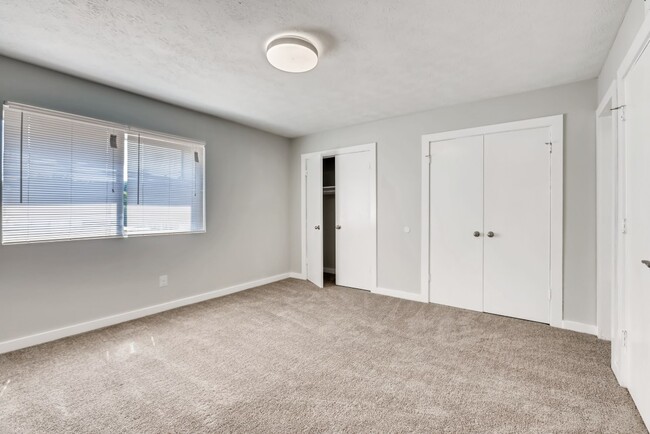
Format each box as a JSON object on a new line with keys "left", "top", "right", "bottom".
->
{"left": 159, "top": 275, "right": 168, "bottom": 287}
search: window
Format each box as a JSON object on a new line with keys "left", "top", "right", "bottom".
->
{"left": 125, "top": 132, "right": 205, "bottom": 236}
{"left": 1, "top": 103, "right": 205, "bottom": 245}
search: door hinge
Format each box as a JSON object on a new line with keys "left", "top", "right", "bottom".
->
{"left": 623, "top": 329, "right": 628, "bottom": 348}
{"left": 548, "top": 288, "right": 552, "bottom": 301}
{"left": 425, "top": 154, "right": 431, "bottom": 164}
{"left": 611, "top": 105, "right": 626, "bottom": 122}
{"left": 622, "top": 218, "right": 627, "bottom": 234}
{"left": 545, "top": 142, "right": 552, "bottom": 153}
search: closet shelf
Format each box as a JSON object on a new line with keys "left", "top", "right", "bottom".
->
{"left": 323, "top": 186, "right": 336, "bottom": 195}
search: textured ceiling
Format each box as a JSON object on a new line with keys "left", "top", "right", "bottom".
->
{"left": 0, "top": 0, "right": 631, "bottom": 137}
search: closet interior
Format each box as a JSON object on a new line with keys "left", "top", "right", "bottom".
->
{"left": 323, "top": 157, "right": 336, "bottom": 281}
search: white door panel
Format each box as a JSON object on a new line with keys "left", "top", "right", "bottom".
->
{"left": 483, "top": 128, "right": 550, "bottom": 324}
{"left": 429, "top": 136, "right": 484, "bottom": 311}
{"left": 624, "top": 41, "right": 650, "bottom": 426}
{"left": 336, "top": 151, "right": 373, "bottom": 290}
{"left": 305, "top": 155, "right": 323, "bottom": 288}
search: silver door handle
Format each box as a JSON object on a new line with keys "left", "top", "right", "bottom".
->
{"left": 642, "top": 260, "right": 650, "bottom": 268}
{"left": 473, "top": 231, "right": 481, "bottom": 237}
{"left": 314, "top": 225, "right": 320, "bottom": 230}
{"left": 336, "top": 225, "right": 341, "bottom": 230}
{"left": 487, "top": 231, "right": 495, "bottom": 238}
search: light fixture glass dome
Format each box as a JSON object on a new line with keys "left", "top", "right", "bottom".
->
{"left": 266, "top": 37, "right": 318, "bottom": 73}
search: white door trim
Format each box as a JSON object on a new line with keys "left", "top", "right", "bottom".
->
{"left": 595, "top": 81, "right": 619, "bottom": 345}
{"left": 421, "top": 115, "right": 564, "bottom": 328}
{"left": 613, "top": 12, "right": 650, "bottom": 389}
{"left": 596, "top": 81, "right": 618, "bottom": 341}
{"left": 300, "top": 143, "right": 377, "bottom": 290}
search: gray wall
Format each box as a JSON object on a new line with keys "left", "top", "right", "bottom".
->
{"left": 290, "top": 79, "right": 598, "bottom": 326}
{"left": 598, "top": 0, "right": 646, "bottom": 100}
{"left": 0, "top": 56, "right": 291, "bottom": 342}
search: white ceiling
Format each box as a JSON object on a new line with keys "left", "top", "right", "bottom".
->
{"left": 0, "top": 0, "right": 630, "bottom": 138}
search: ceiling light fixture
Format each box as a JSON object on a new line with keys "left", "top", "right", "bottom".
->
{"left": 266, "top": 36, "right": 318, "bottom": 73}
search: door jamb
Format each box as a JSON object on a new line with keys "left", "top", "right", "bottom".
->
{"left": 421, "top": 115, "right": 564, "bottom": 328}
{"left": 613, "top": 13, "right": 650, "bottom": 389}
{"left": 300, "top": 143, "right": 377, "bottom": 290}
{"left": 595, "top": 81, "right": 618, "bottom": 344}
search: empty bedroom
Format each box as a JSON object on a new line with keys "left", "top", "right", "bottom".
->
{"left": 1, "top": 0, "right": 650, "bottom": 432}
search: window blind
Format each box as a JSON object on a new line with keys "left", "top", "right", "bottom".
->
{"left": 125, "top": 131, "right": 205, "bottom": 236}
{"left": 1, "top": 103, "right": 206, "bottom": 245}
{"left": 2, "top": 105, "right": 125, "bottom": 244}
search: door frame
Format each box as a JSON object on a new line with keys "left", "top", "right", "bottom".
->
{"left": 300, "top": 142, "right": 377, "bottom": 290}
{"left": 613, "top": 13, "right": 650, "bottom": 389}
{"left": 421, "top": 115, "right": 564, "bottom": 328}
{"left": 595, "top": 82, "right": 619, "bottom": 343}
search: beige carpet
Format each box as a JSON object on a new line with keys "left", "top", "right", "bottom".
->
{"left": 0, "top": 278, "right": 646, "bottom": 433}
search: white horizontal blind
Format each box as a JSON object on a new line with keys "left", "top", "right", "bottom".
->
{"left": 2, "top": 105, "right": 125, "bottom": 244}
{"left": 125, "top": 132, "right": 205, "bottom": 235}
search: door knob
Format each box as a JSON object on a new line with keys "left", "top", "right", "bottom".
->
{"left": 473, "top": 231, "right": 481, "bottom": 237}
{"left": 487, "top": 231, "right": 495, "bottom": 238}
{"left": 336, "top": 225, "right": 342, "bottom": 230}
{"left": 642, "top": 260, "right": 650, "bottom": 268}
{"left": 314, "top": 225, "right": 320, "bottom": 230}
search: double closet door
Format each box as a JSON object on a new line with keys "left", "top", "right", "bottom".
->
{"left": 429, "top": 127, "right": 551, "bottom": 323}
{"left": 305, "top": 148, "right": 375, "bottom": 291}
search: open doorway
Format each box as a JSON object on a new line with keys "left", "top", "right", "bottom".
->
{"left": 323, "top": 157, "right": 336, "bottom": 285}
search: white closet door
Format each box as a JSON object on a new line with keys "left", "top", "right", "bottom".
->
{"left": 624, "top": 40, "right": 650, "bottom": 426}
{"left": 336, "top": 151, "right": 373, "bottom": 290}
{"left": 483, "top": 128, "right": 551, "bottom": 323}
{"left": 429, "top": 136, "right": 484, "bottom": 311}
{"left": 305, "top": 154, "right": 323, "bottom": 288}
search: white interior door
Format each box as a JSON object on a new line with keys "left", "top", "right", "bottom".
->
{"left": 624, "top": 41, "right": 650, "bottom": 426}
{"left": 305, "top": 154, "right": 323, "bottom": 288}
{"left": 429, "top": 136, "right": 484, "bottom": 311}
{"left": 483, "top": 128, "right": 551, "bottom": 324}
{"left": 335, "top": 151, "right": 373, "bottom": 290}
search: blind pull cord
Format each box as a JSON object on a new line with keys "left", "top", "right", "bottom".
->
{"left": 137, "top": 135, "right": 141, "bottom": 205}
{"left": 19, "top": 112, "right": 24, "bottom": 204}
{"left": 110, "top": 134, "right": 118, "bottom": 193}
{"left": 194, "top": 150, "right": 199, "bottom": 197}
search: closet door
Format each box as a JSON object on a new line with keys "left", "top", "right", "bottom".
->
{"left": 483, "top": 128, "right": 550, "bottom": 323}
{"left": 335, "top": 151, "right": 373, "bottom": 290}
{"left": 429, "top": 136, "right": 484, "bottom": 311}
{"left": 305, "top": 154, "right": 323, "bottom": 288}
{"left": 623, "top": 40, "right": 650, "bottom": 425}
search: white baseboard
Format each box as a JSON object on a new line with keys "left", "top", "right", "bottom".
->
{"left": 562, "top": 320, "right": 598, "bottom": 336}
{"left": 372, "top": 287, "right": 428, "bottom": 303}
{"left": 288, "top": 272, "right": 306, "bottom": 280}
{"left": 0, "top": 272, "right": 291, "bottom": 355}
{"left": 323, "top": 267, "right": 336, "bottom": 274}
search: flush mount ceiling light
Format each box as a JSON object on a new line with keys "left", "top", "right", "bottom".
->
{"left": 266, "top": 36, "right": 318, "bottom": 73}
